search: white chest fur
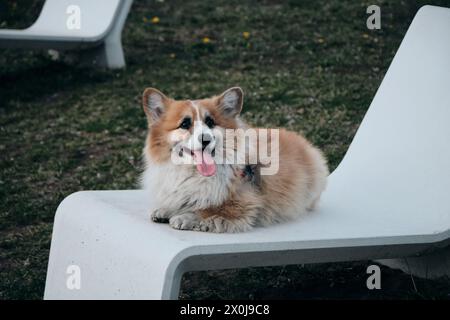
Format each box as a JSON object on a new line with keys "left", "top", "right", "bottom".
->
{"left": 141, "top": 157, "right": 234, "bottom": 211}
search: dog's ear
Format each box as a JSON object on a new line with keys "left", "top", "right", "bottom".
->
{"left": 142, "top": 88, "right": 169, "bottom": 124}
{"left": 217, "top": 87, "right": 243, "bottom": 117}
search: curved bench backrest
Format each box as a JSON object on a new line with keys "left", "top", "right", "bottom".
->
{"left": 326, "top": 6, "right": 450, "bottom": 235}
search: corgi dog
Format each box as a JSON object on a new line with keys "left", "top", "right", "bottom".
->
{"left": 140, "top": 87, "right": 328, "bottom": 233}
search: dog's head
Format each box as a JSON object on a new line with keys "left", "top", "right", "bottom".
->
{"left": 142, "top": 87, "right": 244, "bottom": 176}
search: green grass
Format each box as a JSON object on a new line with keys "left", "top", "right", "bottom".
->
{"left": 1, "top": 0, "right": 450, "bottom": 299}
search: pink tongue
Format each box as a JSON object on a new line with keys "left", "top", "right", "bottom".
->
{"left": 192, "top": 150, "right": 216, "bottom": 177}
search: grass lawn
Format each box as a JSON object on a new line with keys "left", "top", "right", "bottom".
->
{"left": 1, "top": 0, "right": 450, "bottom": 299}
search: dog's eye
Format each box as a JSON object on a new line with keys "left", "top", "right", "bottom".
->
{"left": 205, "top": 116, "right": 215, "bottom": 129}
{"left": 179, "top": 117, "right": 192, "bottom": 130}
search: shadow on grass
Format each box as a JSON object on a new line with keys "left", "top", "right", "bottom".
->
{"left": 0, "top": 52, "right": 116, "bottom": 111}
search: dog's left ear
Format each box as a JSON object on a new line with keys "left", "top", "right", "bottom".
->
{"left": 217, "top": 87, "right": 244, "bottom": 117}
{"left": 142, "top": 87, "right": 169, "bottom": 125}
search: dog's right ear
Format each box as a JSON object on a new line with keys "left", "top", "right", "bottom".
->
{"left": 142, "top": 88, "right": 168, "bottom": 124}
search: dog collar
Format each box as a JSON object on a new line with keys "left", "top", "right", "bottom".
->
{"left": 240, "top": 165, "right": 254, "bottom": 178}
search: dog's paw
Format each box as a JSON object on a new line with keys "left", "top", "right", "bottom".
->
{"left": 169, "top": 213, "right": 201, "bottom": 230}
{"left": 168, "top": 211, "right": 254, "bottom": 233}
{"left": 169, "top": 214, "right": 247, "bottom": 233}
{"left": 192, "top": 216, "right": 233, "bottom": 233}
{"left": 197, "top": 216, "right": 254, "bottom": 233}
{"left": 151, "top": 208, "right": 173, "bottom": 223}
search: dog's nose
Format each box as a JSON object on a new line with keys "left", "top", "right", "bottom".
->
{"left": 199, "top": 133, "right": 213, "bottom": 150}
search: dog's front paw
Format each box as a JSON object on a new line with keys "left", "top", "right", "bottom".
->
{"left": 192, "top": 216, "right": 235, "bottom": 233}
{"left": 169, "top": 213, "right": 201, "bottom": 230}
{"left": 197, "top": 216, "right": 253, "bottom": 233}
{"left": 169, "top": 212, "right": 252, "bottom": 233}
{"left": 169, "top": 214, "right": 239, "bottom": 233}
{"left": 151, "top": 208, "right": 173, "bottom": 223}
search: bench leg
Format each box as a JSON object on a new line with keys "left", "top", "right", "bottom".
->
{"left": 95, "top": 40, "right": 125, "bottom": 69}
{"left": 44, "top": 224, "right": 184, "bottom": 299}
{"left": 43, "top": 191, "right": 186, "bottom": 299}
{"left": 80, "top": 0, "right": 133, "bottom": 69}
{"left": 78, "top": 39, "right": 124, "bottom": 69}
{"left": 44, "top": 258, "right": 181, "bottom": 299}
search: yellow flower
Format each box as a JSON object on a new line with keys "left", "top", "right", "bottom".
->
{"left": 317, "top": 37, "right": 325, "bottom": 43}
{"left": 151, "top": 16, "right": 160, "bottom": 24}
{"left": 169, "top": 53, "right": 176, "bottom": 59}
{"left": 202, "top": 37, "right": 211, "bottom": 44}
{"left": 242, "top": 31, "right": 250, "bottom": 39}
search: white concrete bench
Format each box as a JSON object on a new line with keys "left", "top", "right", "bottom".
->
{"left": 0, "top": 0, "right": 133, "bottom": 69}
{"left": 44, "top": 5, "right": 450, "bottom": 299}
